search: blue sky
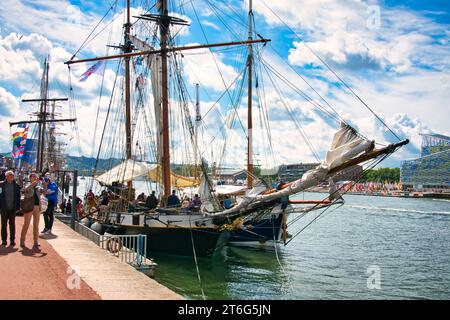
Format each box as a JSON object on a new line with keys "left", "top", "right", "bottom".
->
{"left": 0, "top": 0, "right": 449, "bottom": 168}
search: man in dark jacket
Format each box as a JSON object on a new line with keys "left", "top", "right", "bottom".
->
{"left": 167, "top": 190, "right": 181, "bottom": 208}
{"left": 145, "top": 191, "right": 158, "bottom": 210}
{"left": 0, "top": 170, "right": 21, "bottom": 246}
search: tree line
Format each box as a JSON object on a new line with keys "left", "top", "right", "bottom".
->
{"left": 361, "top": 168, "right": 400, "bottom": 183}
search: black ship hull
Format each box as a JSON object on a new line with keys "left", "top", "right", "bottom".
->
{"left": 104, "top": 224, "right": 229, "bottom": 258}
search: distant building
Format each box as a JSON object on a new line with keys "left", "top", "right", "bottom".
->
{"left": 332, "top": 165, "right": 363, "bottom": 183}
{"left": 401, "top": 133, "right": 450, "bottom": 191}
{"left": 216, "top": 168, "right": 247, "bottom": 184}
{"left": 278, "top": 163, "right": 319, "bottom": 182}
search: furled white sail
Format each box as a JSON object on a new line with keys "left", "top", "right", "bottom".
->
{"left": 95, "top": 159, "right": 156, "bottom": 186}
{"left": 129, "top": 35, "right": 163, "bottom": 166}
{"left": 203, "top": 124, "right": 373, "bottom": 216}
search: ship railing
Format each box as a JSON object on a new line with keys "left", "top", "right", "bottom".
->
{"left": 100, "top": 233, "right": 148, "bottom": 268}
{"left": 74, "top": 222, "right": 155, "bottom": 275}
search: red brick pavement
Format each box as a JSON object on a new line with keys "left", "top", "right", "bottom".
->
{"left": 0, "top": 216, "right": 100, "bottom": 300}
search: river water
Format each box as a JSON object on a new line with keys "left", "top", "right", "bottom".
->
{"left": 77, "top": 178, "right": 450, "bottom": 299}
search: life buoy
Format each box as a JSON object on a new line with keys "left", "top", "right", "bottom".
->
{"left": 106, "top": 237, "right": 122, "bottom": 254}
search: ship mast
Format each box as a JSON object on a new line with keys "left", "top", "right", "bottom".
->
{"left": 247, "top": 0, "right": 254, "bottom": 189}
{"left": 38, "top": 58, "right": 49, "bottom": 172}
{"left": 16, "top": 58, "right": 73, "bottom": 172}
{"left": 194, "top": 83, "right": 200, "bottom": 180}
{"left": 124, "top": 0, "right": 133, "bottom": 197}
{"left": 159, "top": 0, "right": 171, "bottom": 205}
{"left": 65, "top": 1, "right": 271, "bottom": 205}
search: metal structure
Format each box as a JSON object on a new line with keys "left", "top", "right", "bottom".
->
{"left": 74, "top": 222, "right": 154, "bottom": 275}
{"left": 401, "top": 133, "right": 450, "bottom": 190}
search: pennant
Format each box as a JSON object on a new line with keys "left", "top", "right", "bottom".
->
{"left": 79, "top": 60, "right": 106, "bottom": 82}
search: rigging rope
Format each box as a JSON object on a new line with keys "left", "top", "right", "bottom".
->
{"left": 260, "top": 58, "right": 321, "bottom": 162}
{"left": 70, "top": 0, "right": 119, "bottom": 61}
{"left": 259, "top": 0, "right": 401, "bottom": 142}
{"left": 272, "top": 214, "right": 294, "bottom": 294}
{"left": 286, "top": 152, "right": 392, "bottom": 244}
{"left": 189, "top": 215, "right": 206, "bottom": 300}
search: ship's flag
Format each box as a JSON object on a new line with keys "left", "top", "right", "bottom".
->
{"left": 79, "top": 60, "right": 106, "bottom": 82}
{"left": 11, "top": 125, "right": 29, "bottom": 159}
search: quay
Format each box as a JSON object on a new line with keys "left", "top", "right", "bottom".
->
{"left": 0, "top": 216, "right": 182, "bottom": 300}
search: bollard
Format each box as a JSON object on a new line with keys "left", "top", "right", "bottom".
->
{"left": 137, "top": 234, "right": 143, "bottom": 270}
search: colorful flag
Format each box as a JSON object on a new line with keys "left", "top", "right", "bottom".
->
{"left": 11, "top": 125, "right": 29, "bottom": 159}
{"left": 79, "top": 60, "right": 106, "bottom": 82}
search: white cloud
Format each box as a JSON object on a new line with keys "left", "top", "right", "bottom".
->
{"left": 254, "top": 0, "right": 449, "bottom": 74}
{"left": 0, "top": 0, "right": 448, "bottom": 171}
{"left": 0, "top": 0, "right": 107, "bottom": 54}
{"left": 182, "top": 43, "right": 239, "bottom": 91}
{"left": 0, "top": 86, "right": 19, "bottom": 116}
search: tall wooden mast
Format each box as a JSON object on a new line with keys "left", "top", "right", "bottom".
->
{"left": 17, "top": 57, "right": 73, "bottom": 172}
{"left": 38, "top": 58, "right": 49, "bottom": 172}
{"left": 247, "top": 0, "right": 254, "bottom": 188}
{"left": 35, "top": 59, "right": 46, "bottom": 172}
{"left": 194, "top": 83, "right": 200, "bottom": 180}
{"left": 160, "top": 0, "right": 171, "bottom": 205}
{"left": 65, "top": 1, "right": 271, "bottom": 204}
{"left": 124, "top": 0, "right": 133, "bottom": 194}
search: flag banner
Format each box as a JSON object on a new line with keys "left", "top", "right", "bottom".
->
{"left": 79, "top": 60, "right": 106, "bottom": 82}
{"left": 11, "top": 125, "right": 28, "bottom": 159}
{"left": 12, "top": 145, "right": 25, "bottom": 159}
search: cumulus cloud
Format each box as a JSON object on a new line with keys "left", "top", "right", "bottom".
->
{"left": 253, "top": 0, "right": 449, "bottom": 74}
{"left": 182, "top": 44, "right": 240, "bottom": 91}
{"left": 0, "top": 0, "right": 448, "bottom": 171}
{"left": 0, "top": 86, "right": 19, "bottom": 116}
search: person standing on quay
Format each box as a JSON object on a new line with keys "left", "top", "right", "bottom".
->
{"left": 20, "top": 173, "right": 43, "bottom": 248}
{"left": 42, "top": 176, "right": 58, "bottom": 234}
{"left": 0, "top": 170, "right": 21, "bottom": 246}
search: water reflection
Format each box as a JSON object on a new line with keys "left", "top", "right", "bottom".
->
{"left": 153, "top": 244, "right": 290, "bottom": 299}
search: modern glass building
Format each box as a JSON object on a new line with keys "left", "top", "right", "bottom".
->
{"left": 401, "top": 133, "right": 450, "bottom": 190}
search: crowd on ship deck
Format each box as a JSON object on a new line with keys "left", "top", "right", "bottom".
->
{"left": 74, "top": 185, "right": 207, "bottom": 217}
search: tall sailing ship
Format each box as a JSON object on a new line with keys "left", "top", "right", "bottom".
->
{"left": 66, "top": 0, "right": 408, "bottom": 257}
{"left": 10, "top": 58, "right": 75, "bottom": 174}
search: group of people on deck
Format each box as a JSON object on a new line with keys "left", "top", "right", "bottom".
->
{"left": 134, "top": 190, "right": 202, "bottom": 212}
{"left": 82, "top": 187, "right": 208, "bottom": 215}
{"left": 0, "top": 169, "right": 59, "bottom": 249}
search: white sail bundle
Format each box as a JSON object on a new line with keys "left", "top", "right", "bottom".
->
{"left": 129, "top": 35, "right": 164, "bottom": 166}
{"left": 203, "top": 124, "right": 373, "bottom": 217}
{"left": 95, "top": 159, "right": 156, "bottom": 186}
